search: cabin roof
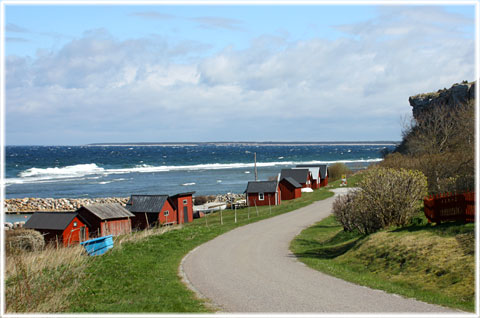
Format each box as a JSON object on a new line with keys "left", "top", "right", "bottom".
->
{"left": 296, "top": 164, "right": 328, "bottom": 179}
{"left": 126, "top": 195, "right": 171, "bottom": 213}
{"left": 280, "top": 168, "right": 310, "bottom": 184}
{"left": 81, "top": 204, "right": 134, "bottom": 220}
{"left": 294, "top": 167, "right": 320, "bottom": 180}
{"left": 24, "top": 212, "right": 79, "bottom": 230}
{"left": 280, "top": 177, "right": 302, "bottom": 188}
{"left": 245, "top": 180, "right": 278, "bottom": 193}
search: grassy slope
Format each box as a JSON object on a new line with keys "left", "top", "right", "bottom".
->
{"left": 68, "top": 189, "right": 334, "bottom": 313}
{"left": 290, "top": 213, "right": 475, "bottom": 312}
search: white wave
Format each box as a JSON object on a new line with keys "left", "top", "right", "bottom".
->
{"left": 182, "top": 182, "right": 196, "bottom": 186}
{"left": 19, "top": 163, "right": 104, "bottom": 178}
{"left": 6, "top": 164, "right": 105, "bottom": 185}
{"left": 217, "top": 180, "right": 222, "bottom": 183}
{"left": 6, "top": 158, "right": 383, "bottom": 185}
{"left": 278, "top": 156, "right": 284, "bottom": 159}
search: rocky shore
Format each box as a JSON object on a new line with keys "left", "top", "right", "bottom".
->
{"left": 4, "top": 193, "right": 246, "bottom": 212}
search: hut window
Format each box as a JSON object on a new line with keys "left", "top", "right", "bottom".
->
{"left": 164, "top": 210, "right": 169, "bottom": 216}
{"left": 259, "top": 193, "right": 264, "bottom": 200}
{"left": 73, "top": 221, "right": 77, "bottom": 227}
{"left": 183, "top": 199, "right": 188, "bottom": 205}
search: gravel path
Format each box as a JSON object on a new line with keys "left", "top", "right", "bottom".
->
{"left": 180, "top": 189, "right": 459, "bottom": 313}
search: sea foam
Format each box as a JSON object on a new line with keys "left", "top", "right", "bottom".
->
{"left": 7, "top": 158, "right": 382, "bottom": 185}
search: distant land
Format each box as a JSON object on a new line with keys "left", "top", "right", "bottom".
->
{"left": 88, "top": 141, "right": 400, "bottom": 146}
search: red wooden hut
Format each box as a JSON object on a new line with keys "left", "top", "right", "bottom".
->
{"left": 24, "top": 212, "right": 89, "bottom": 247}
{"left": 125, "top": 195, "right": 177, "bottom": 229}
{"left": 245, "top": 180, "right": 281, "bottom": 207}
{"left": 280, "top": 169, "right": 313, "bottom": 188}
{"left": 76, "top": 204, "right": 134, "bottom": 237}
{"left": 296, "top": 164, "right": 329, "bottom": 187}
{"left": 279, "top": 177, "right": 302, "bottom": 200}
{"left": 170, "top": 191, "right": 195, "bottom": 224}
{"left": 294, "top": 167, "right": 320, "bottom": 189}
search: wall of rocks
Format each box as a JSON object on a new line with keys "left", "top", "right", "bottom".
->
{"left": 4, "top": 193, "right": 246, "bottom": 212}
{"left": 4, "top": 197, "right": 129, "bottom": 212}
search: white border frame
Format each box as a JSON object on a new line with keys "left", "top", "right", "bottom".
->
{"left": 1, "top": 1, "right": 478, "bottom": 318}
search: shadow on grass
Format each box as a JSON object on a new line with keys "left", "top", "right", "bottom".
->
{"left": 294, "top": 230, "right": 365, "bottom": 260}
{"left": 391, "top": 220, "right": 474, "bottom": 237}
{"left": 294, "top": 238, "right": 363, "bottom": 259}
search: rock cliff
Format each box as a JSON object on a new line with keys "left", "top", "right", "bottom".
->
{"left": 409, "top": 81, "right": 475, "bottom": 119}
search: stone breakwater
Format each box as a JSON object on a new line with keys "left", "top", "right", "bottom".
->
{"left": 4, "top": 194, "right": 246, "bottom": 212}
{"left": 4, "top": 197, "right": 130, "bottom": 212}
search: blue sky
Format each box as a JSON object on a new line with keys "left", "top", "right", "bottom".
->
{"left": 4, "top": 3, "right": 476, "bottom": 145}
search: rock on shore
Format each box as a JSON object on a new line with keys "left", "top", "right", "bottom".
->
{"left": 4, "top": 197, "right": 130, "bottom": 212}
{"left": 4, "top": 193, "right": 246, "bottom": 212}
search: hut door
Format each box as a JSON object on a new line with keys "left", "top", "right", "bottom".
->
{"left": 80, "top": 226, "right": 86, "bottom": 242}
{"left": 184, "top": 207, "right": 188, "bottom": 223}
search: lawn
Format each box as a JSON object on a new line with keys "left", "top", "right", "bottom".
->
{"left": 290, "top": 211, "right": 475, "bottom": 312}
{"left": 67, "top": 188, "right": 334, "bottom": 313}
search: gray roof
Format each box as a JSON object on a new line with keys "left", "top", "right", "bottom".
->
{"left": 280, "top": 177, "right": 302, "bottom": 188}
{"left": 126, "top": 195, "right": 170, "bottom": 213}
{"left": 245, "top": 180, "right": 278, "bottom": 193}
{"left": 24, "top": 212, "right": 79, "bottom": 230}
{"left": 296, "top": 164, "right": 328, "bottom": 179}
{"left": 280, "top": 169, "right": 310, "bottom": 184}
{"left": 294, "top": 167, "right": 320, "bottom": 180}
{"left": 81, "top": 204, "right": 134, "bottom": 220}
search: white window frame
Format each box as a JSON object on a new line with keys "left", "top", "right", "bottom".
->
{"left": 164, "top": 210, "right": 169, "bottom": 216}
{"left": 259, "top": 193, "right": 264, "bottom": 200}
{"left": 183, "top": 199, "right": 188, "bottom": 205}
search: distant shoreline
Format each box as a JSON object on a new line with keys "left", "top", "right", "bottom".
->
{"left": 86, "top": 141, "right": 400, "bottom": 147}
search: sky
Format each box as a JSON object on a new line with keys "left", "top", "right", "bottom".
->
{"left": 3, "top": 2, "right": 477, "bottom": 145}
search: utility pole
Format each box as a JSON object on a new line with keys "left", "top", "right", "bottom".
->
{"left": 254, "top": 152, "right": 258, "bottom": 181}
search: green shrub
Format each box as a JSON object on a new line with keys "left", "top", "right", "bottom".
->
{"left": 328, "top": 162, "right": 352, "bottom": 181}
{"left": 333, "top": 167, "right": 428, "bottom": 234}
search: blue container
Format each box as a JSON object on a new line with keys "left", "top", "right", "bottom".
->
{"left": 80, "top": 235, "right": 114, "bottom": 256}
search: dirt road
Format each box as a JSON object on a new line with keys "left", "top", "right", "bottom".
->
{"left": 180, "top": 189, "right": 458, "bottom": 313}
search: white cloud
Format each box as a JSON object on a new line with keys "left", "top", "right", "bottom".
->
{"left": 5, "top": 6, "right": 475, "bottom": 144}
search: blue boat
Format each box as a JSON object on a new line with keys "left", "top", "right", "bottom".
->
{"left": 80, "top": 235, "right": 114, "bottom": 256}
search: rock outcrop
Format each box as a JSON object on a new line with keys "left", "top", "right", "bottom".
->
{"left": 409, "top": 81, "right": 475, "bottom": 119}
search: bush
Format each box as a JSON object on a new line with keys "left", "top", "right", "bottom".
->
{"left": 381, "top": 152, "right": 474, "bottom": 194}
{"left": 333, "top": 191, "right": 381, "bottom": 234}
{"left": 193, "top": 195, "right": 216, "bottom": 205}
{"left": 333, "top": 167, "right": 428, "bottom": 234}
{"left": 6, "top": 229, "right": 45, "bottom": 255}
{"left": 328, "top": 162, "right": 352, "bottom": 181}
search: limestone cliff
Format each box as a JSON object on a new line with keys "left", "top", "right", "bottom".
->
{"left": 409, "top": 81, "right": 475, "bottom": 119}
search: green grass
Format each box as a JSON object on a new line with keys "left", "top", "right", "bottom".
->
{"left": 326, "top": 171, "right": 364, "bottom": 188}
{"left": 67, "top": 188, "right": 334, "bottom": 313}
{"left": 290, "top": 212, "right": 475, "bottom": 312}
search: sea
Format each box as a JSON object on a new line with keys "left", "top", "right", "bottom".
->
{"left": 5, "top": 143, "right": 396, "bottom": 199}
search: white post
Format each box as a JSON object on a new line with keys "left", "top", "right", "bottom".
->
{"left": 234, "top": 204, "right": 237, "bottom": 223}
{"left": 254, "top": 152, "right": 258, "bottom": 181}
{"left": 268, "top": 194, "right": 271, "bottom": 214}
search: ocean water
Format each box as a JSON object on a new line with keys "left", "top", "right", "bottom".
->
{"left": 5, "top": 143, "right": 395, "bottom": 198}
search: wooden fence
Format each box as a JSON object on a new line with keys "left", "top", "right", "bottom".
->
{"left": 423, "top": 192, "right": 475, "bottom": 223}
